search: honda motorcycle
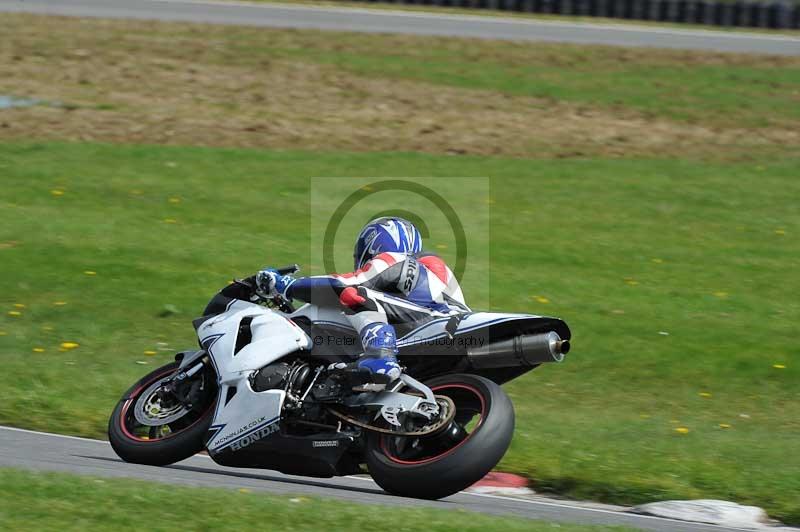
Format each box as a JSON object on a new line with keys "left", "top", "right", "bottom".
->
{"left": 108, "top": 265, "right": 571, "bottom": 499}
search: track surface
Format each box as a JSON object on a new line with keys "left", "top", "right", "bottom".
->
{"left": 0, "top": 425, "right": 766, "bottom": 532}
{"left": 1, "top": 0, "right": 799, "bottom": 55}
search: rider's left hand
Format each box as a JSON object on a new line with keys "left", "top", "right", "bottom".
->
{"left": 255, "top": 268, "right": 295, "bottom": 300}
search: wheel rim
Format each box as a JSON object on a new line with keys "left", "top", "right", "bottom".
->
{"left": 119, "top": 367, "right": 215, "bottom": 443}
{"left": 380, "top": 383, "right": 487, "bottom": 465}
{"left": 133, "top": 375, "right": 191, "bottom": 427}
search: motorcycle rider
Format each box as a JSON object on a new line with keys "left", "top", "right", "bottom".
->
{"left": 255, "top": 217, "right": 469, "bottom": 383}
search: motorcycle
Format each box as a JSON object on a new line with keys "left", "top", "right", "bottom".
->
{"left": 108, "top": 265, "right": 571, "bottom": 499}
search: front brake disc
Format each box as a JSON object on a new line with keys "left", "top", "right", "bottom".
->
{"left": 133, "top": 376, "right": 191, "bottom": 427}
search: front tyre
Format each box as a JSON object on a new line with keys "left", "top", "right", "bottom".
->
{"left": 366, "top": 373, "right": 514, "bottom": 500}
{"left": 108, "top": 361, "right": 216, "bottom": 466}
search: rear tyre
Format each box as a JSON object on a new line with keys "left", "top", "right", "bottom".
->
{"left": 365, "top": 373, "right": 514, "bottom": 500}
{"left": 108, "top": 361, "right": 216, "bottom": 466}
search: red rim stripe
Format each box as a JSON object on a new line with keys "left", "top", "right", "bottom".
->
{"left": 119, "top": 368, "right": 215, "bottom": 443}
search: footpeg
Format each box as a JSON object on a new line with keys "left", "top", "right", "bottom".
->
{"left": 352, "top": 383, "right": 387, "bottom": 393}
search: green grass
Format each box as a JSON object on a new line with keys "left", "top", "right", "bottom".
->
{"left": 0, "top": 469, "right": 633, "bottom": 532}
{"left": 1, "top": 142, "right": 798, "bottom": 523}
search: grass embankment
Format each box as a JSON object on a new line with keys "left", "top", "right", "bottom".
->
{"left": 2, "top": 14, "right": 799, "bottom": 160}
{"left": 0, "top": 469, "right": 634, "bottom": 532}
{"left": 1, "top": 13, "right": 798, "bottom": 524}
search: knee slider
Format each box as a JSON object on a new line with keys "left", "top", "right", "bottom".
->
{"left": 360, "top": 323, "right": 398, "bottom": 354}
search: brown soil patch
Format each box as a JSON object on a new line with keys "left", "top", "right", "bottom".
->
{"left": 0, "top": 14, "right": 797, "bottom": 159}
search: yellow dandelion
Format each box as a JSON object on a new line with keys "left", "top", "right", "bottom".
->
{"left": 651, "top": 258, "right": 664, "bottom": 264}
{"left": 719, "top": 423, "right": 731, "bottom": 429}
{"left": 13, "top": 303, "right": 25, "bottom": 309}
{"left": 84, "top": 270, "right": 96, "bottom": 276}
{"left": 699, "top": 392, "right": 712, "bottom": 398}
{"left": 8, "top": 311, "right": 21, "bottom": 317}
{"left": 773, "top": 364, "right": 786, "bottom": 369}
{"left": 674, "top": 427, "right": 690, "bottom": 434}
{"left": 144, "top": 350, "right": 157, "bottom": 356}
{"left": 624, "top": 278, "right": 639, "bottom": 286}
{"left": 60, "top": 342, "right": 80, "bottom": 351}
{"left": 534, "top": 296, "right": 550, "bottom": 304}
{"left": 32, "top": 347, "right": 45, "bottom": 353}
{"left": 168, "top": 197, "right": 181, "bottom": 204}
{"left": 238, "top": 488, "right": 251, "bottom": 494}
{"left": 163, "top": 218, "right": 177, "bottom": 224}
{"left": 53, "top": 301, "right": 67, "bottom": 306}
{"left": 774, "top": 229, "right": 785, "bottom": 236}
{"left": 361, "top": 185, "right": 373, "bottom": 192}
{"left": 713, "top": 291, "right": 728, "bottom": 298}
{"left": 50, "top": 189, "right": 65, "bottom": 196}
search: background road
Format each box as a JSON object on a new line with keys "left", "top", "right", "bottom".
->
{"left": 0, "top": 426, "right": 772, "bottom": 532}
{"left": 1, "top": 0, "right": 799, "bottom": 55}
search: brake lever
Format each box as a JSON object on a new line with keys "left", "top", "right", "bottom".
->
{"left": 271, "top": 294, "right": 295, "bottom": 314}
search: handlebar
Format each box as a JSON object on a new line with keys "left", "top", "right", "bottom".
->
{"left": 231, "top": 265, "right": 299, "bottom": 314}
{"left": 271, "top": 265, "right": 298, "bottom": 314}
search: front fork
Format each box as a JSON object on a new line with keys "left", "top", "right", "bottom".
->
{"left": 158, "top": 353, "right": 210, "bottom": 409}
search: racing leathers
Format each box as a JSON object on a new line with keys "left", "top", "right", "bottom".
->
{"left": 279, "top": 251, "right": 469, "bottom": 378}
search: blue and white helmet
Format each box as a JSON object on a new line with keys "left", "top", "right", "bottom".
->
{"left": 354, "top": 217, "right": 422, "bottom": 269}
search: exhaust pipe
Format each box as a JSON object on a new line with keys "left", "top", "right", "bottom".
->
{"left": 466, "top": 331, "right": 569, "bottom": 369}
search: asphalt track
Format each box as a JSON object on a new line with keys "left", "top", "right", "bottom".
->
{"left": 1, "top": 0, "right": 800, "bottom": 55}
{"left": 1, "top": 425, "right": 780, "bottom": 532}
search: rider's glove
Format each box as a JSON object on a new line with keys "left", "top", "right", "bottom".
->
{"left": 255, "top": 268, "right": 295, "bottom": 300}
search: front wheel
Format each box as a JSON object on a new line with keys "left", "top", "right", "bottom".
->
{"left": 365, "top": 373, "right": 514, "bottom": 500}
{"left": 108, "top": 361, "right": 217, "bottom": 466}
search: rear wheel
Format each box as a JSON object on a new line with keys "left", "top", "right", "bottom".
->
{"left": 108, "top": 361, "right": 216, "bottom": 466}
{"left": 366, "top": 373, "right": 514, "bottom": 500}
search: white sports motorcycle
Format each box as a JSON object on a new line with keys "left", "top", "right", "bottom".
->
{"left": 109, "top": 265, "right": 571, "bottom": 499}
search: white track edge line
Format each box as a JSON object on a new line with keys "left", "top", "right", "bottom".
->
{"left": 0, "top": 425, "right": 111, "bottom": 444}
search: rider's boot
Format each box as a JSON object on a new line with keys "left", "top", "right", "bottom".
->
{"left": 329, "top": 323, "right": 402, "bottom": 387}
{"left": 328, "top": 352, "right": 401, "bottom": 390}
